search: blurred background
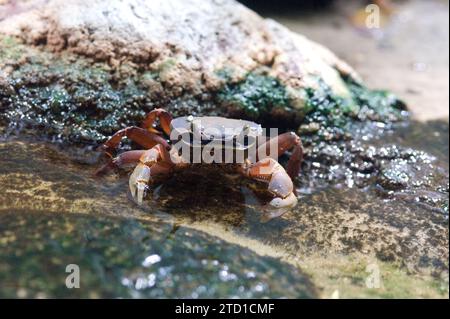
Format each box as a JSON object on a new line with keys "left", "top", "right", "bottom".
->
{"left": 239, "top": 0, "right": 449, "bottom": 122}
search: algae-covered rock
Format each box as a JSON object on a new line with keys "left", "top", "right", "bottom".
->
{"left": 0, "top": 210, "right": 317, "bottom": 298}
{"left": 0, "top": 0, "right": 405, "bottom": 145}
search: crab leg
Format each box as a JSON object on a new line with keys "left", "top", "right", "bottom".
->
{"left": 257, "top": 132, "right": 303, "bottom": 179}
{"left": 99, "top": 126, "right": 169, "bottom": 157}
{"left": 95, "top": 150, "right": 146, "bottom": 176}
{"left": 129, "top": 144, "right": 175, "bottom": 204}
{"left": 243, "top": 158, "right": 298, "bottom": 221}
{"left": 141, "top": 108, "right": 173, "bottom": 135}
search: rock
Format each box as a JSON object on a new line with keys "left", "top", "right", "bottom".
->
{"left": 302, "top": 128, "right": 449, "bottom": 214}
{"left": 378, "top": 158, "right": 416, "bottom": 191}
{"left": 0, "top": 139, "right": 447, "bottom": 297}
{"left": 0, "top": 209, "right": 317, "bottom": 298}
{"left": 0, "top": 0, "right": 405, "bottom": 145}
{"left": 0, "top": 0, "right": 356, "bottom": 93}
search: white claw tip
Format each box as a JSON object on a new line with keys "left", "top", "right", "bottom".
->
{"left": 136, "top": 182, "right": 147, "bottom": 205}
{"left": 269, "top": 193, "right": 297, "bottom": 209}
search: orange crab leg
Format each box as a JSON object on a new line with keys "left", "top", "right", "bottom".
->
{"left": 99, "top": 126, "right": 169, "bottom": 157}
{"left": 95, "top": 150, "right": 146, "bottom": 176}
{"left": 141, "top": 108, "right": 173, "bottom": 136}
{"left": 257, "top": 132, "right": 303, "bottom": 179}
{"left": 242, "top": 158, "right": 298, "bottom": 221}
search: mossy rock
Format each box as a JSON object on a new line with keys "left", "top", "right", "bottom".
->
{"left": 0, "top": 209, "right": 317, "bottom": 298}
{"left": 0, "top": 0, "right": 405, "bottom": 146}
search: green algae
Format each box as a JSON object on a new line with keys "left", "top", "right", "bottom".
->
{"left": 0, "top": 210, "right": 316, "bottom": 298}
{"left": 217, "top": 72, "right": 291, "bottom": 118}
{"left": 346, "top": 78, "right": 406, "bottom": 122}
{"left": 217, "top": 70, "right": 406, "bottom": 145}
{"left": 303, "top": 78, "right": 405, "bottom": 126}
{"left": 142, "top": 70, "right": 160, "bottom": 82}
{"left": 157, "top": 57, "right": 177, "bottom": 73}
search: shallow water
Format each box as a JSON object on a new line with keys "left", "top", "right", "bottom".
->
{"left": 0, "top": 121, "right": 448, "bottom": 298}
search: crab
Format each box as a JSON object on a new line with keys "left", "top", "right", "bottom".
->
{"left": 96, "top": 108, "right": 303, "bottom": 220}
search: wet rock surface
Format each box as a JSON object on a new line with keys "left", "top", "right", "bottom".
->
{"left": 153, "top": 165, "right": 449, "bottom": 275}
{"left": 0, "top": 210, "right": 316, "bottom": 298}
{"left": 0, "top": 123, "right": 448, "bottom": 297}
{"left": 300, "top": 122, "right": 449, "bottom": 214}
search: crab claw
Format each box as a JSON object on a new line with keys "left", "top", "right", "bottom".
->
{"left": 129, "top": 163, "right": 151, "bottom": 205}
{"left": 261, "top": 192, "right": 298, "bottom": 222}
{"left": 245, "top": 159, "right": 298, "bottom": 222}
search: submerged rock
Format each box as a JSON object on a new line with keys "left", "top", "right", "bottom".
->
{"left": 0, "top": 210, "right": 316, "bottom": 298}
{"left": 0, "top": 0, "right": 405, "bottom": 145}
